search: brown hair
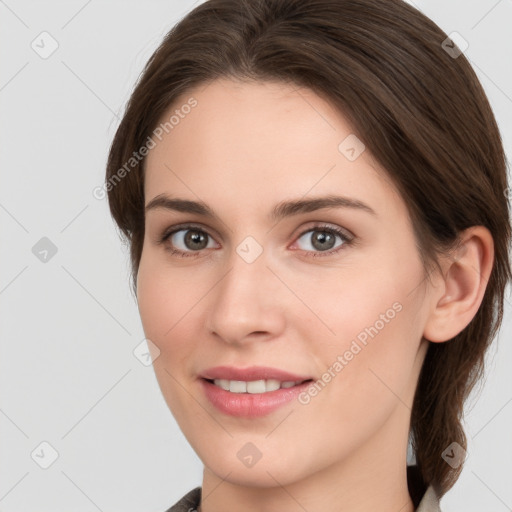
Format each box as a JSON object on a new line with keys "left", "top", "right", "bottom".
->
{"left": 105, "top": 0, "right": 511, "bottom": 497}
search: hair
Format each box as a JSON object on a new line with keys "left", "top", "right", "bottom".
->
{"left": 105, "top": 0, "right": 511, "bottom": 498}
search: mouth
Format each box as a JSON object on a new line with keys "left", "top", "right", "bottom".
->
{"left": 198, "top": 366, "right": 315, "bottom": 417}
{"left": 199, "top": 374, "right": 315, "bottom": 418}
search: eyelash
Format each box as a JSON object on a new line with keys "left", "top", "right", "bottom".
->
{"left": 156, "top": 222, "right": 354, "bottom": 259}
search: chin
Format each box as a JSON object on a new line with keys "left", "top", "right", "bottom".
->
{"left": 199, "top": 443, "right": 315, "bottom": 489}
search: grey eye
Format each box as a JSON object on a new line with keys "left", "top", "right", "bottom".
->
{"left": 296, "top": 229, "right": 344, "bottom": 252}
{"left": 171, "top": 229, "right": 215, "bottom": 251}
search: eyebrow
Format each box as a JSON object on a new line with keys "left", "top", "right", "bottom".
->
{"left": 144, "top": 194, "right": 377, "bottom": 220}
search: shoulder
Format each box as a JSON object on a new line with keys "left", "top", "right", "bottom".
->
{"left": 163, "top": 487, "right": 201, "bottom": 512}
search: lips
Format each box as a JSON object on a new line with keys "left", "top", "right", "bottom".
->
{"left": 199, "top": 365, "right": 313, "bottom": 382}
{"left": 198, "top": 365, "right": 315, "bottom": 417}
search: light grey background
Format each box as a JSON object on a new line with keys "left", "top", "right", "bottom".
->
{"left": 0, "top": 1, "right": 510, "bottom": 511}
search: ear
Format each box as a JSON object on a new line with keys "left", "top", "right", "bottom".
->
{"left": 423, "top": 226, "right": 494, "bottom": 343}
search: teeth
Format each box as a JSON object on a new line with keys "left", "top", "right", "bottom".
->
{"left": 212, "top": 378, "right": 304, "bottom": 393}
{"left": 215, "top": 379, "right": 230, "bottom": 391}
{"left": 264, "top": 379, "right": 282, "bottom": 392}
{"left": 246, "top": 380, "right": 265, "bottom": 393}
{"left": 230, "top": 380, "right": 247, "bottom": 393}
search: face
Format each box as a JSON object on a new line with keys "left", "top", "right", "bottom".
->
{"left": 137, "top": 78, "right": 432, "bottom": 488}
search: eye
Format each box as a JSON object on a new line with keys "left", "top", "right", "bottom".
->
{"left": 292, "top": 224, "right": 353, "bottom": 257}
{"left": 157, "top": 222, "right": 354, "bottom": 259}
{"left": 157, "top": 224, "right": 218, "bottom": 257}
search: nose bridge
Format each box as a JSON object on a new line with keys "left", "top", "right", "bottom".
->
{"left": 207, "top": 239, "right": 284, "bottom": 342}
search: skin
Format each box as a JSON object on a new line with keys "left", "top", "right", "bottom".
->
{"left": 136, "top": 78, "right": 494, "bottom": 512}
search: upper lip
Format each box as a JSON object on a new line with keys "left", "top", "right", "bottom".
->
{"left": 200, "top": 366, "right": 313, "bottom": 382}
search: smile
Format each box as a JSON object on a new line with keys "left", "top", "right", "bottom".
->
{"left": 200, "top": 378, "right": 314, "bottom": 418}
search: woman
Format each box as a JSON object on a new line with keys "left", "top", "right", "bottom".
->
{"left": 104, "top": 0, "right": 511, "bottom": 510}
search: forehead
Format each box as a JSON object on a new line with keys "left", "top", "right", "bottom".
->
{"left": 143, "top": 78, "right": 402, "bottom": 217}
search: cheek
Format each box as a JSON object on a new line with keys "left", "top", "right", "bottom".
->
{"left": 137, "top": 253, "right": 201, "bottom": 343}
{"left": 136, "top": 259, "right": 197, "bottom": 398}
{"left": 292, "top": 297, "right": 422, "bottom": 460}
{"left": 284, "top": 262, "right": 405, "bottom": 350}
{"left": 294, "top": 253, "right": 424, "bottom": 411}
{"left": 136, "top": 261, "right": 203, "bottom": 421}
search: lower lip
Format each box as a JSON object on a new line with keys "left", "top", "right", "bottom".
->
{"left": 200, "top": 378, "right": 312, "bottom": 418}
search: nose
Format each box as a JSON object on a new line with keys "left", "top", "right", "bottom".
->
{"left": 206, "top": 245, "right": 287, "bottom": 346}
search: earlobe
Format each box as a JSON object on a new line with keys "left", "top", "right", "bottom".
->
{"left": 422, "top": 226, "right": 494, "bottom": 343}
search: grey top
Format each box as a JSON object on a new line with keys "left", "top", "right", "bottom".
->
{"left": 164, "top": 465, "right": 442, "bottom": 512}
